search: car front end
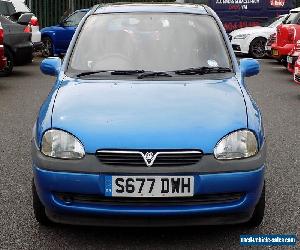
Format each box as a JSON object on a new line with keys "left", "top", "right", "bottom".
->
{"left": 229, "top": 33, "right": 251, "bottom": 55}
{"left": 33, "top": 3, "right": 265, "bottom": 227}
{"left": 293, "top": 57, "right": 300, "bottom": 84}
{"left": 272, "top": 40, "right": 297, "bottom": 62}
{"left": 271, "top": 25, "right": 297, "bottom": 61}
{"left": 32, "top": 84, "right": 266, "bottom": 226}
{"left": 287, "top": 40, "right": 300, "bottom": 73}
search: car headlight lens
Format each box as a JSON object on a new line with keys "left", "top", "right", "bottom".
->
{"left": 234, "top": 34, "right": 249, "bottom": 39}
{"left": 214, "top": 130, "right": 258, "bottom": 160}
{"left": 41, "top": 129, "right": 85, "bottom": 159}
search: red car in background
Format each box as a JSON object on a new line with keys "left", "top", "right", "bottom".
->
{"left": 271, "top": 10, "right": 300, "bottom": 63}
{"left": 0, "top": 22, "right": 6, "bottom": 71}
{"left": 287, "top": 40, "right": 300, "bottom": 73}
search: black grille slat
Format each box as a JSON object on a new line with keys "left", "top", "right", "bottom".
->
{"left": 96, "top": 150, "right": 203, "bottom": 167}
{"left": 55, "top": 192, "right": 243, "bottom": 206}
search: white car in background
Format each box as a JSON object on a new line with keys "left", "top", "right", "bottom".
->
{"left": 229, "top": 15, "right": 287, "bottom": 58}
{"left": 0, "top": 0, "right": 42, "bottom": 50}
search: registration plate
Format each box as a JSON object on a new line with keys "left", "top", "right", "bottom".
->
{"left": 287, "top": 56, "right": 293, "bottom": 64}
{"left": 272, "top": 49, "right": 279, "bottom": 56}
{"left": 105, "top": 176, "right": 194, "bottom": 197}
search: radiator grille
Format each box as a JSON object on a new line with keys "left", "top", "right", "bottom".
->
{"left": 95, "top": 150, "right": 203, "bottom": 167}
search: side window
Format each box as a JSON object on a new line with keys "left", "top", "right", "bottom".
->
{"left": 291, "top": 13, "right": 300, "bottom": 24}
{"left": 64, "top": 11, "right": 86, "bottom": 27}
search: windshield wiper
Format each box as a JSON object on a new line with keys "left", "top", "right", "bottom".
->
{"left": 111, "top": 70, "right": 145, "bottom": 75}
{"left": 76, "top": 70, "right": 145, "bottom": 77}
{"left": 76, "top": 70, "right": 108, "bottom": 77}
{"left": 174, "top": 67, "right": 232, "bottom": 75}
{"left": 137, "top": 71, "right": 172, "bottom": 79}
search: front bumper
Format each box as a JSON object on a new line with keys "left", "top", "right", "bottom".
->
{"left": 287, "top": 52, "right": 300, "bottom": 73}
{"left": 32, "top": 136, "right": 266, "bottom": 226}
{"left": 12, "top": 42, "right": 33, "bottom": 64}
{"left": 271, "top": 43, "right": 294, "bottom": 59}
{"left": 33, "top": 165, "right": 265, "bottom": 226}
{"left": 230, "top": 38, "right": 250, "bottom": 55}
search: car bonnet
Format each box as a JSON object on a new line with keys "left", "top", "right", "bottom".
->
{"left": 50, "top": 76, "right": 247, "bottom": 154}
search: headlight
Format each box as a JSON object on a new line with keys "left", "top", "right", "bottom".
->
{"left": 234, "top": 34, "right": 249, "bottom": 39}
{"left": 41, "top": 129, "right": 85, "bottom": 159}
{"left": 214, "top": 130, "right": 258, "bottom": 160}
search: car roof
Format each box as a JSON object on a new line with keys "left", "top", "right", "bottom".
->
{"left": 290, "top": 7, "right": 300, "bottom": 13}
{"left": 93, "top": 3, "right": 208, "bottom": 15}
{"left": 76, "top": 8, "right": 89, "bottom": 12}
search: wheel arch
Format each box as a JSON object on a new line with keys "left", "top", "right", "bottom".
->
{"left": 249, "top": 36, "right": 268, "bottom": 48}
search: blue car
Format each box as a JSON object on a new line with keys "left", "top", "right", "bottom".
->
{"left": 33, "top": 3, "right": 266, "bottom": 227}
{"left": 40, "top": 9, "right": 89, "bottom": 57}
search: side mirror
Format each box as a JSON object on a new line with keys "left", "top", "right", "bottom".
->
{"left": 40, "top": 57, "right": 62, "bottom": 76}
{"left": 240, "top": 58, "right": 260, "bottom": 77}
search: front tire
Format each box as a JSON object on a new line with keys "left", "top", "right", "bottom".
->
{"left": 42, "top": 37, "right": 53, "bottom": 58}
{"left": 249, "top": 38, "right": 267, "bottom": 59}
{"left": 0, "top": 48, "right": 14, "bottom": 77}
{"left": 246, "top": 183, "right": 265, "bottom": 227}
{"left": 32, "top": 179, "right": 52, "bottom": 226}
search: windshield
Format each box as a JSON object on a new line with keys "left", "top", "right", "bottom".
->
{"left": 262, "top": 15, "right": 286, "bottom": 28}
{"left": 283, "top": 13, "right": 298, "bottom": 24}
{"left": 13, "top": 2, "right": 30, "bottom": 13}
{"left": 0, "top": 1, "right": 15, "bottom": 16}
{"left": 68, "top": 13, "right": 231, "bottom": 74}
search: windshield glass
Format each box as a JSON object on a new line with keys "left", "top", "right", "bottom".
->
{"left": 0, "top": 1, "right": 15, "bottom": 16}
{"left": 262, "top": 15, "right": 285, "bottom": 28}
{"left": 283, "top": 13, "right": 298, "bottom": 24}
{"left": 14, "top": 3, "right": 30, "bottom": 13}
{"left": 68, "top": 13, "right": 231, "bottom": 74}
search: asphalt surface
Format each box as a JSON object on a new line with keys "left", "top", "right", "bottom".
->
{"left": 0, "top": 58, "right": 299, "bottom": 249}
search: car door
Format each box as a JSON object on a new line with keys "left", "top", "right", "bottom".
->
{"left": 55, "top": 10, "right": 87, "bottom": 53}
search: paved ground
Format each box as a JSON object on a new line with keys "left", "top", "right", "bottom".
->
{"left": 0, "top": 58, "right": 299, "bottom": 249}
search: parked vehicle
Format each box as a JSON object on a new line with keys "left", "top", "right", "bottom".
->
{"left": 0, "top": 0, "right": 42, "bottom": 51}
{"left": 229, "top": 14, "right": 287, "bottom": 58}
{"left": 271, "top": 8, "right": 300, "bottom": 63}
{"left": 33, "top": 3, "right": 265, "bottom": 227}
{"left": 293, "top": 56, "right": 300, "bottom": 83}
{"left": 0, "top": 22, "right": 7, "bottom": 71}
{"left": 181, "top": 0, "right": 294, "bottom": 32}
{"left": 41, "top": 9, "right": 89, "bottom": 57}
{"left": 0, "top": 15, "right": 32, "bottom": 76}
{"left": 287, "top": 40, "right": 300, "bottom": 73}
